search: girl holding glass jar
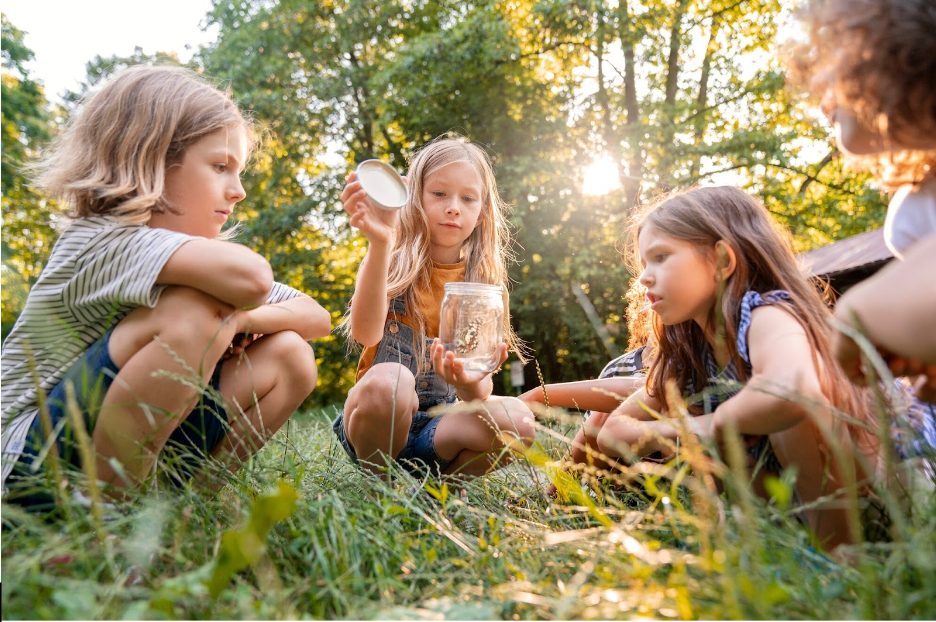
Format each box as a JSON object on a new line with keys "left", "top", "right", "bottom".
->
{"left": 334, "top": 136, "right": 534, "bottom": 478}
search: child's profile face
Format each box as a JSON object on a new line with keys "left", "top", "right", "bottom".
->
{"left": 637, "top": 224, "right": 719, "bottom": 329}
{"left": 150, "top": 125, "right": 248, "bottom": 238}
{"left": 420, "top": 159, "right": 484, "bottom": 263}
{"left": 830, "top": 106, "right": 886, "bottom": 156}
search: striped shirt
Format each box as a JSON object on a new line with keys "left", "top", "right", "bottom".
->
{"left": 597, "top": 346, "right": 647, "bottom": 381}
{"left": 1, "top": 216, "right": 302, "bottom": 485}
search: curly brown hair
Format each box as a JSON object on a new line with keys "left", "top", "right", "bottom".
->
{"left": 788, "top": 0, "right": 936, "bottom": 187}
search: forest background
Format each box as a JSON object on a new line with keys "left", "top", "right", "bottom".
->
{"left": 2, "top": 0, "right": 886, "bottom": 406}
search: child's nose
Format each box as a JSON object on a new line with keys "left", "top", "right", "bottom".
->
{"left": 446, "top": 200, "right": 461, "bottom": 214}
{"left": 228, "top": 179, "right": 246, "bottom": 202}
{"left": 639, "top": 268, "right": 653, "bottom": 286}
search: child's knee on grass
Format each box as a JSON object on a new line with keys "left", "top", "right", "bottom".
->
{"left": 227, "top": 330, "right": 318, "bottom": 429}
{"left": 490, "top": 396, "right": 536, "bottom": 448}
{"left": 343, "top": 362, "right": 418, "bottom": 456}
{"left": 767, "top": 420, "right": 860, "bottom": 547}
{"left": 438, "top": 397, "right": 535, "bottom": 454}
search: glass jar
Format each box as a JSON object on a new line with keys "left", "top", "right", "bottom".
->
{"left": 439, "top": 282, "right": 505, "bottom": 373}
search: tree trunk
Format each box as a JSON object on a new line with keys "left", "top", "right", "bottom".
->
{"left": 657, "top": 0, "right": 691, "bottom": 188}
{"left": 689, "top": 16, "right": 719, "bottom": 179}
{"left": 618, "top": 0, "right": 643, "bottom": 209}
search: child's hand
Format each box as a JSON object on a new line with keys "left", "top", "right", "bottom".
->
{"left": 341, "top": 172, "right": 399, "bottom": 246}
{"left": 600, "top": 415, "right": 676, "bottom": 463}
{"left": 430, "top": 338, "right": 508, "bottom": 398}
{"left": 223, "top": 331, "right": 259, "bottom": 360}
{"left": 833, "top": 324, "right": 936, "bottom": 398}
{"left": 832, "top": 328, "right": 865, "bottom": 385}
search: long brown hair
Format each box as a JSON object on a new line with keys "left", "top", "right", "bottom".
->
{"left": 631, "top": 186, "right": 873, "bottom": 448}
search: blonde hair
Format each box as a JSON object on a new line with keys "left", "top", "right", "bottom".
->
{"left": 788, "top": 0, "right": 936, "bottom": 187}
{"left": 33, "top": 65, "right": 253, "bottom": 224}
{"left": 631, "top": 186, "right": 875, "bottom": 454}
{"left": 345, "top": 135, "right": 525, "bottom": 369}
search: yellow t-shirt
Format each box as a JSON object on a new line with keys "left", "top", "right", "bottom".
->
{"left": 355, "top": 261, "right": 466, "bottom": 381}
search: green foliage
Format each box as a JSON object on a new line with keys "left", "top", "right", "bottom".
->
{"left": 1, "top": 16, "right": 57, "bottom": 339}
{"left": 208, "top": 480, "right": 299, "bottom": 599}
{"left": 1, "top": 0, "right": 892, "bottom": 395}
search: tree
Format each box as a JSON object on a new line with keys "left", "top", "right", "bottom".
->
{"left": 1, "top": 16, "right": 56, "bottom": 338}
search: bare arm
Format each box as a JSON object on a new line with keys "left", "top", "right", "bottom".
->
{"left": 520, "top": 376, "right": 644, "bottom": 412}
{"left": 158, "top": 238, "right": 273, "bottom": 309}
{"left": 597, "top": 308, "right": 825, "bottom": 460}
{"left": 239, "top": 295, "right": 331, "bottom": 341}
{"left": 348, "top": 243, "right": 392, "bottom": 346}
{"left": 710, "top": 305, "right": 823, "bottom": 437}
{"left": 595, "top": 386, "right": 667, "bottom": 459}
{"left": 342, "top": 173, "right": 399, "bottom": 347}
{"left": 834, "top": 234, "right": 936, "bottom": 370}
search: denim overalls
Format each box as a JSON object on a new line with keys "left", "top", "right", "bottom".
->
{"left": 333, "top": 297, "right": 457, "bottom": 474}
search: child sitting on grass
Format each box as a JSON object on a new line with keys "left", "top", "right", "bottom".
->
{"left": 596, "top": 186, "right": 883, "bottom": 550}
{"left": 334, "top": 136, "right": 534, "bottom": 479}
{"left": 521, "top": 282, "right": 651, "bottom": 491}
{"left": 1, "top": 65, "right": 331, "bottom": 508}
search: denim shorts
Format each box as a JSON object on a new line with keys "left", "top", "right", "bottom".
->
{"left": 332, "top": 409, "right": 452, "bottom": 475}
{"left": 5, "top": 329, "right": 227, "bottom": 509}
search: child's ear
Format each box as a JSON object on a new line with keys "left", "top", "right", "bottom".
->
{"left": 714, "top": 240, "right": 737, "bottom": 281}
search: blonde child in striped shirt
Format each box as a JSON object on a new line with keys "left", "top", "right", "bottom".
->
{"left": 2, "top": 66, "right": 330, "bottom": 507}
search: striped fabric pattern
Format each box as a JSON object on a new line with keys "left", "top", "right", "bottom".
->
{"left": 597, "top": 346, "right": 647, "bottom": 380}
{"left": 1, "top": 216, "right": 301, "bottom": 485}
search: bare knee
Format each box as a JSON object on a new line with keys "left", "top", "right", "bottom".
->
{"left": 110, "top": 287, "right": 237, "bottom": 368}
{"left": 266, "top": 331, "right": 317, "bottom": 395}
{"left": 345, "top": 364, "right": 417, "bottom": 437}
{"left": 496, "top": 397, "right": 536, "bottom": 447}
{"left": 351, "top": 363, "right": 417, "bottom": 414}
{"left": 156, "top": 287, "right": 238, "bottom": 342}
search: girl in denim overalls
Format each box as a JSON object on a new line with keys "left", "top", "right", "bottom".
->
{"left": 595, "top": 186, "right": 884, "bottom": 551}
{"left": 334, "top": 137, "right": 534, "bottom": 478}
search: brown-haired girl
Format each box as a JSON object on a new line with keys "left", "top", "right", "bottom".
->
{"left": 2, "top": 65, "right": 331, "bottom": 506}
{"left": 596, "top": 186, "right": 880, "bottom": 549}
{"left": 334, "top": 136, "right": 534, "bottom": 478}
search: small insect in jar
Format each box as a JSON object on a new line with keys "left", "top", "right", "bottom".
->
{"left": 439, "top": 282, "right": 504, "bottom": 373}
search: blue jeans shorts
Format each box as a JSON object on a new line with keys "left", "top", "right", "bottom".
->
{"left": 332, "top": 409, "right": 452, "bottom": 476}
{"left": 5, "top": 329, "right": 228, "bottom": 509}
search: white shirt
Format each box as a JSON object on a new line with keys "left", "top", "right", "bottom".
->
{"left": 885, "top": 176, "right": 936, "bottom": 259}
{"left": 1, "top": 216, "right": 301, "bottom": 485}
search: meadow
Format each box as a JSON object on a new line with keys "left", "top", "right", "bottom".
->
{"left": 2, "top": 402, "right": 934, "bottom": 620}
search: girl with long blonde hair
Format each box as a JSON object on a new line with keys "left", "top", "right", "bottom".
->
{"left": 334, "top": 136, "right": 534, "bottom": 477}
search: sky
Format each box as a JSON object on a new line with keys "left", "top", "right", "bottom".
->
{"left": 2, "top": 0, "right": 217, "bottom": 103}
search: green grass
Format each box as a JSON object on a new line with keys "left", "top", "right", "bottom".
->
{"left": 2, "top": 407, "right": 935, "bottom": 620}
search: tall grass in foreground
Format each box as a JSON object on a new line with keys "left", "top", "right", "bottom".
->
{"left": 2, "top": 405, "right": 935, "bottom": 620}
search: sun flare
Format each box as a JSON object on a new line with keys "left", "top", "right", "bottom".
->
{"left": 582, "top": 155, "right": 622, "bottom": 196}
